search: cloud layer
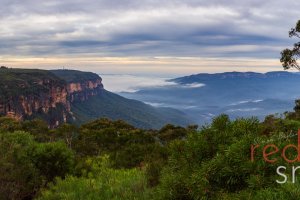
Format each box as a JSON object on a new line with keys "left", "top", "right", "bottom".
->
{"left": 0, "top": 0, "right": 299, "bottom": 72}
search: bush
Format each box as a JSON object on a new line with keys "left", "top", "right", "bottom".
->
{"left": 0, "top": 131, "right": 41, "bottom": 199}
{"left": 37, "top": 156, "right": 153, "bottom": 200}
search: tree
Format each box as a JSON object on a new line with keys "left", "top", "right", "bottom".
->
{"left": 30, "top": 141, "right": 74, "bottom": 182}
{"left": 280, "top": 20, "right": 300, "bottom": 70}
{"left": 0, "top": 131, "right": 42, "bottom": 199}
{"left": 0, "top": 131, "right": 75, "bottom": 199}
{"left": 0, "top": 117, "right": 22, "bottom": 132}
{"left": 55, "top": 123, "right": 78, "bottom": 148}
{"left": 21, "top": 119, "right": 50, "bottom": 142}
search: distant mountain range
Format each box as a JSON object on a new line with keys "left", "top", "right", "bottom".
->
{"left": 0, "top": 68, "right": 191, "bottom": 129}
{"left": 121, "top": 71, "right": 300, "bottom": 124}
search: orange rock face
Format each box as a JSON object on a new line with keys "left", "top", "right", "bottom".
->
{"left": 67, "top": 79, "right": 103, "bottom": 102}
{"left": 0, "top": 78, "right": 103, "bottom": 127}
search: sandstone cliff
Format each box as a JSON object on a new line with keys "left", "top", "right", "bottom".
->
{"left": 0, "top": 68, "right": 103, "bottom": 127}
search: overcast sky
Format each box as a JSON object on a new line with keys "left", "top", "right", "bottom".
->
{"left": 0, "top": 0, "right": 299, "bottom": 75}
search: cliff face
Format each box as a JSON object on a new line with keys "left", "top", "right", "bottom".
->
{"left": 67, "top": 79, "right": 103, "bottom": 102}
{"left": 1, "top": 83, "right": 69, "bottom": 118}
{"left": 0, "top": 69, "right": 103, "bottom": 127}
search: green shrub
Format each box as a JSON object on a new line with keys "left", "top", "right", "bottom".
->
{"left": 37, "top": 156, "right": 153, "bottom": 200}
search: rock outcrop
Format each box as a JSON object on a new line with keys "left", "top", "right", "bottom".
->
{"left": 67, "top": 79, "right": 103, "bottom": 102}
{"left": 0, "top": 68, "right": 103, "bottom": 127}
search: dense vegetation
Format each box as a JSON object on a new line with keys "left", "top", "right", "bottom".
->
{"left": 2, "top": 100, "right": 300, "bottom": 199}
{"left": 0, "top": 68, "right": 101, "bottom": 99}
{"left": 0, "top": 115, "right": 192, "bottom": 200}
{"left": 0, "top": 67, "right": 64, "bottom": 98}
{"left": 51, "top": 69, "right": 101, "bottom": 83}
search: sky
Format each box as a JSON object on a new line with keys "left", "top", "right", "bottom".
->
{"left": 1, "top": 0, "right": 300, "bottom": 76}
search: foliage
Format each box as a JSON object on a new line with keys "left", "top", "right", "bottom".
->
{"left": 156, "top": 115, "right": 300, "bottom": 199}
{"left": 0, "top": 131, "right": 41, "bottom": 200}
{"left": 0, "top": 68, "right": 64, "bottom": 98}
{"left": 0, "top": 117, "right": 22, "bottom": 132}
{"left": 280, "top": 19, "right": 300, "bottom": 70}
{"left": 0, "top": 130, "right": 75, "bottom": 200}
{"left": 37, "top": 156, "right": 153, "bottom": 200}
{"left": 157, "top": 124, "right": 188, "bottom": 143}
{"left": 30, "top": 141, "right": 74, "bottom": 182}
{"left": 51, "top": 69, "right": 101, "bottom": 83}
{"left": 21, "top": 119, "right": 51, "bottom": 142}
{"left": 2, "top": 105, "right": 300, "bottom": 199}
{"left": 74, "top": 118, "right": 157, "bottom": 169}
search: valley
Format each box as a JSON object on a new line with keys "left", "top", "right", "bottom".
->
{"left": 119, "top": 71, "right": 300, "bottom": 124}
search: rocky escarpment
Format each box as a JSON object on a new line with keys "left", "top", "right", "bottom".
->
{"left": 51, "top": 69, "right": 104, "bottom": 103}
{"left": 67, "top": 79, "right": 103, "bottom": 102}
{"left": 0, "top": 68, "right": 103, "bottom": 127}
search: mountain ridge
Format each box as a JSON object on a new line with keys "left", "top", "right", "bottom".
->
{"left": 121, "top": 70, "right": 300, "bottom": 125}
{"left": 170, "top": 71, "right": 300, "bottom": 83}
{"left": 0, "top": 68, "right": 191, "bottom": 129}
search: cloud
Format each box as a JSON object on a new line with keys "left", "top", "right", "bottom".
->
{"left": 0, "top": 0, "right": 299, "bottom": 72}
{"left": 101, "top": 74, "right": 205, "bottom": 93}
{"left": 181, "top": 83, "right": 205, "bottom": 88}
{"left": 229, "top": 99, "right": 263, "bottom": 106}
{"left": 227, "top": 108, "right": 261, "bottom": 112}
{"left": 100, "top": 74, "right": 177, "bottom": 93}
{"left": 0, "top": 56, "right": 285, "bottom": 76}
